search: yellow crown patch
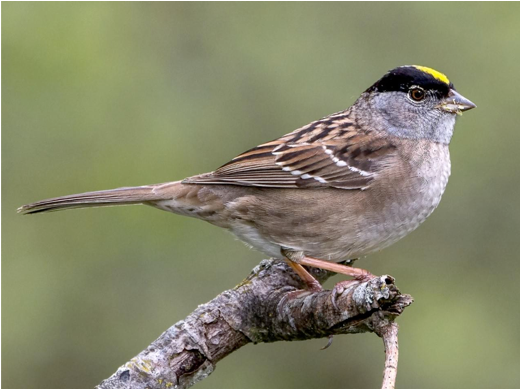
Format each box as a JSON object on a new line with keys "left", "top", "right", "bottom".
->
{"left": 413, "top": 65, "right": 450, "bottom": 85}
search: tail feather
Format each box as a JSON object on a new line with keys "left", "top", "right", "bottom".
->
{"left": 18, "top": 184, "right": 173, "bottom": 215}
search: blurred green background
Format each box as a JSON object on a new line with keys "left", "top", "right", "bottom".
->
{"left": 3, "top": 2, "right": 520, "bottom": 388}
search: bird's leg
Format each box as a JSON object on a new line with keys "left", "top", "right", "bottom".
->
{"left": 283, "top": 250, "right": 374, "bottom": 280}
{"left": 283, "top": 258, "right": 323, "bottom": 292}
{"left": 282, "top": 249, "right": 376, "bottom": 310}
{"left": 286, "top": 252, "right": 374, "bottom": 280}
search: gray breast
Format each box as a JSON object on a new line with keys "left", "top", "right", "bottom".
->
{"left": 354, "top": 142, "right": 451, "bottom": 257}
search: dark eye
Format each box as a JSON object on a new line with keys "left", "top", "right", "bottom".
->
{"left": 409, "top": 87, "right": 425, "bottom": 102}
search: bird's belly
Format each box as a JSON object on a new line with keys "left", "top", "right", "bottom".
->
{"left": 232, "top": 188, "right": 445, "bottom": 262}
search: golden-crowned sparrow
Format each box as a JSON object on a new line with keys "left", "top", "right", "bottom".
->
{"left": 19, "top": 65, "right": 476, "bottom": 293}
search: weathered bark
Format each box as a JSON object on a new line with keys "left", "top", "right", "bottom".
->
{"left": 97, "top": 259, "right": 413, "bottom": 389}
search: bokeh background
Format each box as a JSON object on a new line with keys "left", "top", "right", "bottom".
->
{"left": 3, "top": 2, "right": 520, "bottom": 389}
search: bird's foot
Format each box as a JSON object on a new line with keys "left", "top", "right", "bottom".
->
{"left": 277, "top": 288, "right": 318, "bottom": 317}
{"left": 331, "top": 272, "right": 376, "bottom": 310}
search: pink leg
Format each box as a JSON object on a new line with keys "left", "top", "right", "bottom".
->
{"left": 282, "top": 249, "right": 376, "bottom": 310}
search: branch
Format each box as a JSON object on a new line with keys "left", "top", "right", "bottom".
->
{"left": 97, "top": 259, "right": 413, "bottom": 389}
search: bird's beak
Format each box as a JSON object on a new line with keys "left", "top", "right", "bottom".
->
{"left": 437, "top": 89, "right": 476, "bottom": 115}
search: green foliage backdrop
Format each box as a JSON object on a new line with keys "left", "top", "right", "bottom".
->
{"left": 3, "top": 3, "right": 520, "bottom": 388}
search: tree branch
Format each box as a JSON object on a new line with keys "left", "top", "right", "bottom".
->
{"left": 96, "top": 259, "right": 413, "bottom": 389}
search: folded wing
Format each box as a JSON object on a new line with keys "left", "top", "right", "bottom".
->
{"left": 183, "top": 111, "right": 396, "bottom": 190}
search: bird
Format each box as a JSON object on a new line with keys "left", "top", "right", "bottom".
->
{"left": 18, "top": 65, "right": 476, "bottom": 300}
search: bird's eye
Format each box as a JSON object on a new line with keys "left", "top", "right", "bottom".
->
{"left": 409, "top": 87, "right": 426, "bottom": 102}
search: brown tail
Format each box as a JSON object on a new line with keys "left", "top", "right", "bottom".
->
{"left": 18, "top": 182, "right": 178, "bottom": 215}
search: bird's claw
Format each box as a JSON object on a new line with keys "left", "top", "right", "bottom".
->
{"left": 331, "top": 273, "right": 376, "bottom": 310}
{"left": 331, "top": 279, "right": 359, "bottom": 310}
{"left": 277, "top": 289, "right": 311, "bottom": 318}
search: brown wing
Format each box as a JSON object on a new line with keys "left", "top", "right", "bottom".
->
{"left": 182, "top": 110, "right": 397, "bottom": 190}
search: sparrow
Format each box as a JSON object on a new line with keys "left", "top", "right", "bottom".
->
{"left": 18, "top": 65, "right": 476, "bottom": 299}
